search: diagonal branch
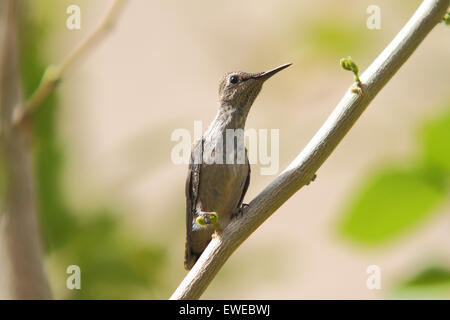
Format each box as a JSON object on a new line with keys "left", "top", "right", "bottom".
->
{"left": 12, "top": 0, "right": 127, "bottom": 126}
{"left": 170, "top": 0, "right": 450, "bottom": 300}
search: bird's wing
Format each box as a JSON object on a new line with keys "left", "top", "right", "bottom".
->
{"left": 184, "top": 138, "right": 203, "bottom": 269}
{"left": 237, "top": 149, "right": 251, "bottom": 208}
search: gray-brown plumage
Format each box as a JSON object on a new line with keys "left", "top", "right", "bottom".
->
{"left": 184, "top": 63, "right": 292, "bottom": 270}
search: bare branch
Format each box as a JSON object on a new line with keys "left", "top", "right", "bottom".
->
{"left": 0, "top": 0, "right": 51, "bottom": 299}
{"left": 170, "top": 0, "right": 450, "bottom": 300}
{"left": 0, "top": 0, "right": 127, "bottom": 299}
{"left": 12, "top": 0, "right": 127, "bottom": 126}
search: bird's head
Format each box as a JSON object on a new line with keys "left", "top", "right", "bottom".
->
{"left": 218, "top": 63, "right": 292, "bottom": 112}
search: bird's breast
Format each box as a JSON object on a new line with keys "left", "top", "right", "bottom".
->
{"left": 197, "top": 159, "right": 249, "bottom": 228}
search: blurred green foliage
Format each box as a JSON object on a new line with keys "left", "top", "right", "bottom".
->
{"left": 421, "top": 109, "right": 450, "bottom": 173}
{"left": 338, "top": 105, "right": 450, "bottom": 245}
{"left": 338, "top": 105, "right": 450, "bottom": 298}
{"left": 403, "top": 266, "right": 450, "bottom": 287}
{"left": 17, "top": 2, "right": 167, "bottom": 299}
{"left": 301, "top": 19, "right": 374, "bottom": 60}
{"left": 395, "top": 265, "right": 450, "bottom": 299}
{"left": 63, "top": 212, "right": 166, "bottom": 299}
{"left": 339, "top": 167, "right": 445, "bottom": 244}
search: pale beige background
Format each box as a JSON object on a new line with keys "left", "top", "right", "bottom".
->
{"left": 7, "top": 0, "right": 448, "bottom": 299}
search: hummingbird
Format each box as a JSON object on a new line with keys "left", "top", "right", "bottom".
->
{"left": 184, "top": 63, "right": 292, "bottom": 270}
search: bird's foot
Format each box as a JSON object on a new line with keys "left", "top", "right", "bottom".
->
{"left": 306, "top": 174, "right": 317, "bottom": 186}
{"left": 232, "top": 203, "right": 249, "bottom": 219}
{"left": 196, "top": 211, "right": 218, "bottom": 226}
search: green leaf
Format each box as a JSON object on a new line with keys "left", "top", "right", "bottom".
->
{"left": 338, "top": 167, "right": 445, "bottom": 245}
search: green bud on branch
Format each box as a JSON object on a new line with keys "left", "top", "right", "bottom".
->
{"left": 196, "top": 212, "right": 218, "bottom": 226}
{"left": 340, "top": 56, "right": 360, "bottom": 82}
{"left": 340, "top": 56, "right": 364, "bottom": 96}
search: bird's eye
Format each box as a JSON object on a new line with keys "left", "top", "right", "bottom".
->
{"left": 229, "top": 75, "right": 239, "bottom": 84}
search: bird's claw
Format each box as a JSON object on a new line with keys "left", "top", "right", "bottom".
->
{"left": 232, "top": 203, "right": 249, "bottom": 219}
{"left": 306, "top": 174, "right": 317, "bottom": 186}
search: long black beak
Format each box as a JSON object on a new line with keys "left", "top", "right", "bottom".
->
{"left": 253, "top": 63, "right": 292, "bottom": 81}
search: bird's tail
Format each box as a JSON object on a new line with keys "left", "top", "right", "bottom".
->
{"left": 184, "top": 227, "right": 214, "bottom": 270}
{"left": 184, "top": 249, "right": 198, "bottom": 271}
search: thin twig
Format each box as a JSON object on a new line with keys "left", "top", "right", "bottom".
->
{"left": 170, "top": 0, "right": 450, "bottom": 300}
{"left": 12, "top": 0, "right": 127, "bottom": 126}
